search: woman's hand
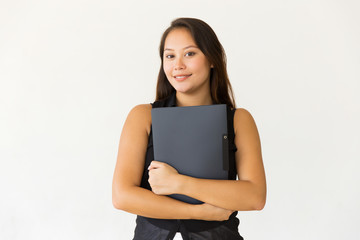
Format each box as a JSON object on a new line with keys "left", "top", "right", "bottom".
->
{"left": 195, "top": 203, "right": 235, "bottom": 221}
{"left": 148, "top": 160, "right": 181, "bottom": 195}
{"left": 148, "top": 161, "right": 234, "bottom": 221}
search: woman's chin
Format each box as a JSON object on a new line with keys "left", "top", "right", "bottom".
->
{"left": 171, "top": 84, "right": 191, "bottom": 93}
{"left": 174, "top": 87, "right": 192, "bottom": 94}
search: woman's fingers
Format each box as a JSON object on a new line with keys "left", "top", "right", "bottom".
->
{"left": 148, "top": 160, "right": 163, "bottom": 170}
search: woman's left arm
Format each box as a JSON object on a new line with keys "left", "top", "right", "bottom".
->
{"left": 148, "top": 108, "right": 267, "bottom": 211}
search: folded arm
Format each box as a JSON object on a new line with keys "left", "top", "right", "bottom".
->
{"left": 148, "top": 108, "right": 266, "bottom": 211}
{"left": 112, "top": 104, "right": 233, "bottom": 221}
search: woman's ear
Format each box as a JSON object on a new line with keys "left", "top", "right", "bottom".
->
{"left": 210, "top": 64, "right": 214, "bottom": 68}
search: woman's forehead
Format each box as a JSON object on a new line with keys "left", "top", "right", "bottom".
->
{"left": 164, "top": 28, "right": 197, "bottom": 50}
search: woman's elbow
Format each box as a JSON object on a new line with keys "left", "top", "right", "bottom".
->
{"left": 253, "top": 191, "right": 266, "bottom": 210}
{"left": 253, "top": 197, "right": 266, "bottom": 210}
{"left": 112, "top": 187, "right": 128, "bottom": 210}
{"left": 112, "top": 195, "right": 123, "bottom": 210}
{"left": 112, "top": 193, "right": 123, "bottom": 210}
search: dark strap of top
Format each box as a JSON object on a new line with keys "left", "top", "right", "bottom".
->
{"left": 151, "top": 98, "right": 167, "bottom": 108}
{"left": 226, "top": 106, "right": 237, "bottom": 180}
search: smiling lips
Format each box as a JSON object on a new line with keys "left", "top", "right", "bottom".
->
{"left": 174, "top": 74, "right": 192, "bottom": 81}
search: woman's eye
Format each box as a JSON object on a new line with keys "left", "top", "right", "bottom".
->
{"left": 165, "top": 55, "right": 174, "bottom": 59}
{"left": 185, "top": 52, "right": 195, "bottom": 57}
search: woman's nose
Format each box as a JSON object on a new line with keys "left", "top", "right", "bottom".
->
{"left": 174, "top": 57, "right": 185, "bottom": 70}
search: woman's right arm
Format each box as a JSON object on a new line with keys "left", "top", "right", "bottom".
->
{"left": 112, "top": 104, "right": 233, "bottom": 221}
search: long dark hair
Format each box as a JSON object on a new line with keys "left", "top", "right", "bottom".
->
{"left": 155, "top": 17, "right": 236, "bottom": 109}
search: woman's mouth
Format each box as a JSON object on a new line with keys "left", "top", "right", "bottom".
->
{"left": 174, "top": 74, "right": 192, "bottom": 81}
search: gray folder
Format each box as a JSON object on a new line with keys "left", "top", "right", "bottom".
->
{"left": 151, "top": 104, "right": 229, "bottom": 204}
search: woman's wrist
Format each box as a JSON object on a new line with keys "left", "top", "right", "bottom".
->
{"left": 174, "top": 174, "right": 191, "bottom": 195}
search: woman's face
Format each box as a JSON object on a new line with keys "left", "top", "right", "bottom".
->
{"left": 163, "top": 28, "right": 212, "bottom": 94}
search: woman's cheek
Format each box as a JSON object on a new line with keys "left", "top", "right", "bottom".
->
{"left": 163, "top": 63, "right": 172, "bottom": 77}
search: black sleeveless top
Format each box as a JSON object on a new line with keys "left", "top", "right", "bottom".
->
{"left": 138, "top": 91, "right": 239, "bottom": 233}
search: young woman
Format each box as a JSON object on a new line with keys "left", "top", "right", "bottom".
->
{"left": 112, "top": 17, "right": 266, "bottom": 240}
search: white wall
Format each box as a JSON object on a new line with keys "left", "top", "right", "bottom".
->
{"left": 1, "top": 0, "right": 359, "bottom": 239}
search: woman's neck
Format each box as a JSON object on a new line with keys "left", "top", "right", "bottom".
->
{"left": 175, "top": 91, "right": 213, "bottom": 107}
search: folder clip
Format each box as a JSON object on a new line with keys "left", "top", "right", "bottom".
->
{"left": 222, "top": 134, "right": 229, "bottom": 171}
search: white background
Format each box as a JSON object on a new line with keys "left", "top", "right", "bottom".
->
{"left": 1, "top": 0, "right": 359, "bottom": 239}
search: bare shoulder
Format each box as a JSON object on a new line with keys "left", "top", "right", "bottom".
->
{"left": 126, "top": 104, "right": 152, "bottom": 135}
{"left": 129, "top": 103, "right": 152, "bottom": 115}
{"left": 233, "top": 108, "right": 259, "bottom": 136}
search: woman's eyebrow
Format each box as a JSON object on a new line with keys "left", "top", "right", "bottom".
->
{"left": 164, "top": 45, "right": 199, "bottom": 51}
